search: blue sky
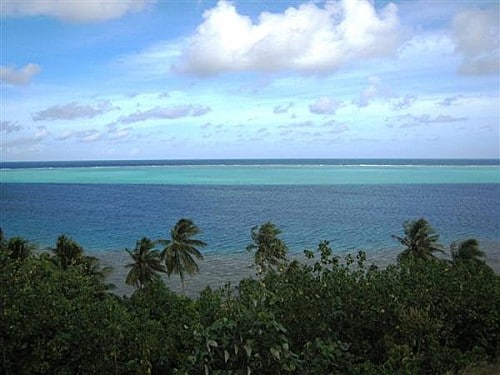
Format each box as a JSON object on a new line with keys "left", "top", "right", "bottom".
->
{"left": 1, "top": 0, "right": 498, "bottom": 161}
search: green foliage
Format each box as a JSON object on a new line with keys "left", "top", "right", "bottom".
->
{"left": 51, "top": 234, "right": 85, "bottom": 269}
{"left": 0, "top": 255, "right": 133, "bottom": 373}
{"left": 393, "top": 218, "right": 445, "bottom": 261}
{"left": 5, "top": 236, "right": 36, "bottom": 260}
{"left": 160, "top": 218, "right": 207, "bottom": 292}
{"left": 187, "top": 281, "right": 300, "bottom": 374}
{"left": 451, "top": 238, "right": 493, "bottom": 275}
{"left": 125, "top": 237, "right": 164, "bottom": 289}
{"left": 247, "top": 221, "right": 289, "bottom": 275}
{"left": 1, "top": 220, "right": 499, "bottom": 374}
{"left": 126, "top": 279, "right": 200, "bottom": 373}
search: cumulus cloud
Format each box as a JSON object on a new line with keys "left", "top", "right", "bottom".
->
{"left": 452, "top": 7, "right": 499, "bottom": 75}
{"left": 0, "top": 120, "right": 23, "bottom": 133}
{"left": 309, "top": 97, "right": 341, "bottom": 115}
{"left": 355, "top": 75, "right": 380, "bottom": 107}
{"left": 119, "top": 104, "right": 211, "bottom": 124}
{"left": 0, "top": 63, "right": 40, "bottom": 86}
{"left": 175, "top": 0, "right": 400, "bottom": 76}
{"left": 33, "top": 101, "right": 115, "bottom": 121}
{"left": 2, "top": 0, "right": 155, "bottom": 22}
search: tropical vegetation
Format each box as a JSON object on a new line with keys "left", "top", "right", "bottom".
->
{"left": 247, "top": 221, "right": 289, "bottom": 275}
{"left": 1, "top": 218, "right": 498, "bottom": 374}
{"left": 159, "top": 218, "right": 207, "bottom": 292}
{"left": 125, "top": 236, "right": 164, "bottom": 289}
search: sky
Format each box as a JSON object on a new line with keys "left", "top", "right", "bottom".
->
{"left": 0, "top": 0, "right": 499, "bottom": 161}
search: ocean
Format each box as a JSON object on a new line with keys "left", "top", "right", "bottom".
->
{"left": 1, "top": 159, "right": 499, "bottom": 294}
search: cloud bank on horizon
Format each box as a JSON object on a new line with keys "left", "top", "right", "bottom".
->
{"left": 1, "top": 0, "right": 498, "bottom": 160}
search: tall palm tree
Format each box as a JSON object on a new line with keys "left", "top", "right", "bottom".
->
{"left": 6, "top": 236, "right": 35, "bottom": 261}
{"left": 81, "top": 255, "right": 116, "bottom": 291}
{"left": 451, "top": 238, "right": 486, "bottom": 266}
{"left": 246, "top": 221, "right": 288, "bottom": 274}
{"left": 125, "top": 237, "right": 164, "bottom": 289}
{"left": 392, "top": 218, "right": 444, "bottom": 262}
{"left": 51, "top": 234, "right": 84, "bottom": 269}
{"left": 159, "top": 218, "right": 207, "bottom": 293}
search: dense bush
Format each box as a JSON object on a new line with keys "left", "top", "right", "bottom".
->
{"left": 0, "top": 223, "right": 499, "bottom": 374}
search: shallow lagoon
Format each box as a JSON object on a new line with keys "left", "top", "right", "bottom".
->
{"left": 1, "top": 163, "right": 499, "bottom": 185}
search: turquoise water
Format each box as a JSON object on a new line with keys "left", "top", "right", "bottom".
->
{"left": 2, "top": 159, "right": 499, "bottom": 294}
{"left": 1, "top": 164, "right": 499, "bottom": 185}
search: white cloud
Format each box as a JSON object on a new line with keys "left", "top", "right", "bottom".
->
{"left": 390, "top": 113, "right": 467, "bottom": 128}
{"left": 0, "top": 63, "right": 40, "bottom": 86}
{"left": 0, "top": 120, "right": 22, "bottom": 133}
{"left": 175, "top": 0, "right": 400, "bottom": 75}
{"left": 34, "top": 126, "right": 50, "bottom": 140}
{"left": 119, "top": 104, "right": 211, "bottom": 124}
{"left": 118, "top": 41, "right": 182, "bottom": 81}
{"left": 56, "top": 129, "right": 102, "bottom": 143}
{"left": 105, "top": 123, "right": 132, "bottom": 140}
{"left": 392, "top": 94, "right": 416, "bottom": 111}
{"left": 355, "top": 75, "right": 380, "bottom": 107}
{"left": 452, "top": 7, "right": 499, "bottom": 75}
{"left": 33, "top": 101, "right": 115, "bottom": 121}
{"left": 2, "top": 0, "right": 155, "bottom": 22}
{"left": 309, "top": 97, "right": 341, "bottom": 115}
{"left": 1, "top": 126, "right": 50, "bottom": 154}
{"left": 56, "top": 125, "right": 131, "bottom": 143}
{"left": 323, "top": 120, "right": 349, "bottom": 134}
{"left": 437, "top": 96, "right": 462, "bottom": 107}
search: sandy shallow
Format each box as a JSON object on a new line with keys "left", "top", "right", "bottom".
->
{"left": 97, "top": 241, "right": 500, "bottom": 298}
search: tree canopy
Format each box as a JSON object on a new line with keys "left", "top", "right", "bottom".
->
{"left": 247, "top": 221, "right": 289, "bottom": 274}
{"left": 125, "top": 237, "right": 164, "bottom": 289}
{"left": 159, "top": 218, "right": 207, "bottom": 292}
{"left": 1, "top": 220, "right": 498, "bottom": 374}
{"left": 393, "top": 218, "right": 445, "bottom": 261}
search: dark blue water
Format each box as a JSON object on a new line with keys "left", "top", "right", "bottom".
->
{"left": 2, "top": 158, "right": 499, "bottom": 169}
{"left": 1, "top": 183, "right": 499, "bottom": 255}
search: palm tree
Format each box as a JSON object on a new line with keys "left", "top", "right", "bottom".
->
{"left": 392, "top": 218, "right": 444, "bottom": 262}
{"left": 6, "top": 236, "right": 35, "bottom": 261}
{"left": 159, "top": 218, "right": 207, "bottom": 293}
{"left": 125, "top": 237, "right": 164, "bottom": 289}
{"left": 450, "top": 238, "right": 487, "bottom": 267}
{"left": 246, "top": 221, "right": 288, "bottom": 275}
{"left": 51, "top": 234, "right": 84, "bottom": 269}
{"left": 81, "top": 255, "right": 116, "bottom": 291}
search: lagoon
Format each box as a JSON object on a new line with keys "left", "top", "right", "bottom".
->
{"left": 1, "top": 159, "right": 499, "bottom": 185}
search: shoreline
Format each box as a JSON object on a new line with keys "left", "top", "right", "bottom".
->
{"left": 97, "top": 242, "right": 500, "bottom": 297}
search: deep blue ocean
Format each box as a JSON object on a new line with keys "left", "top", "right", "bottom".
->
{"left": 1, "top": 159, "right": 499, "bottom": 292}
